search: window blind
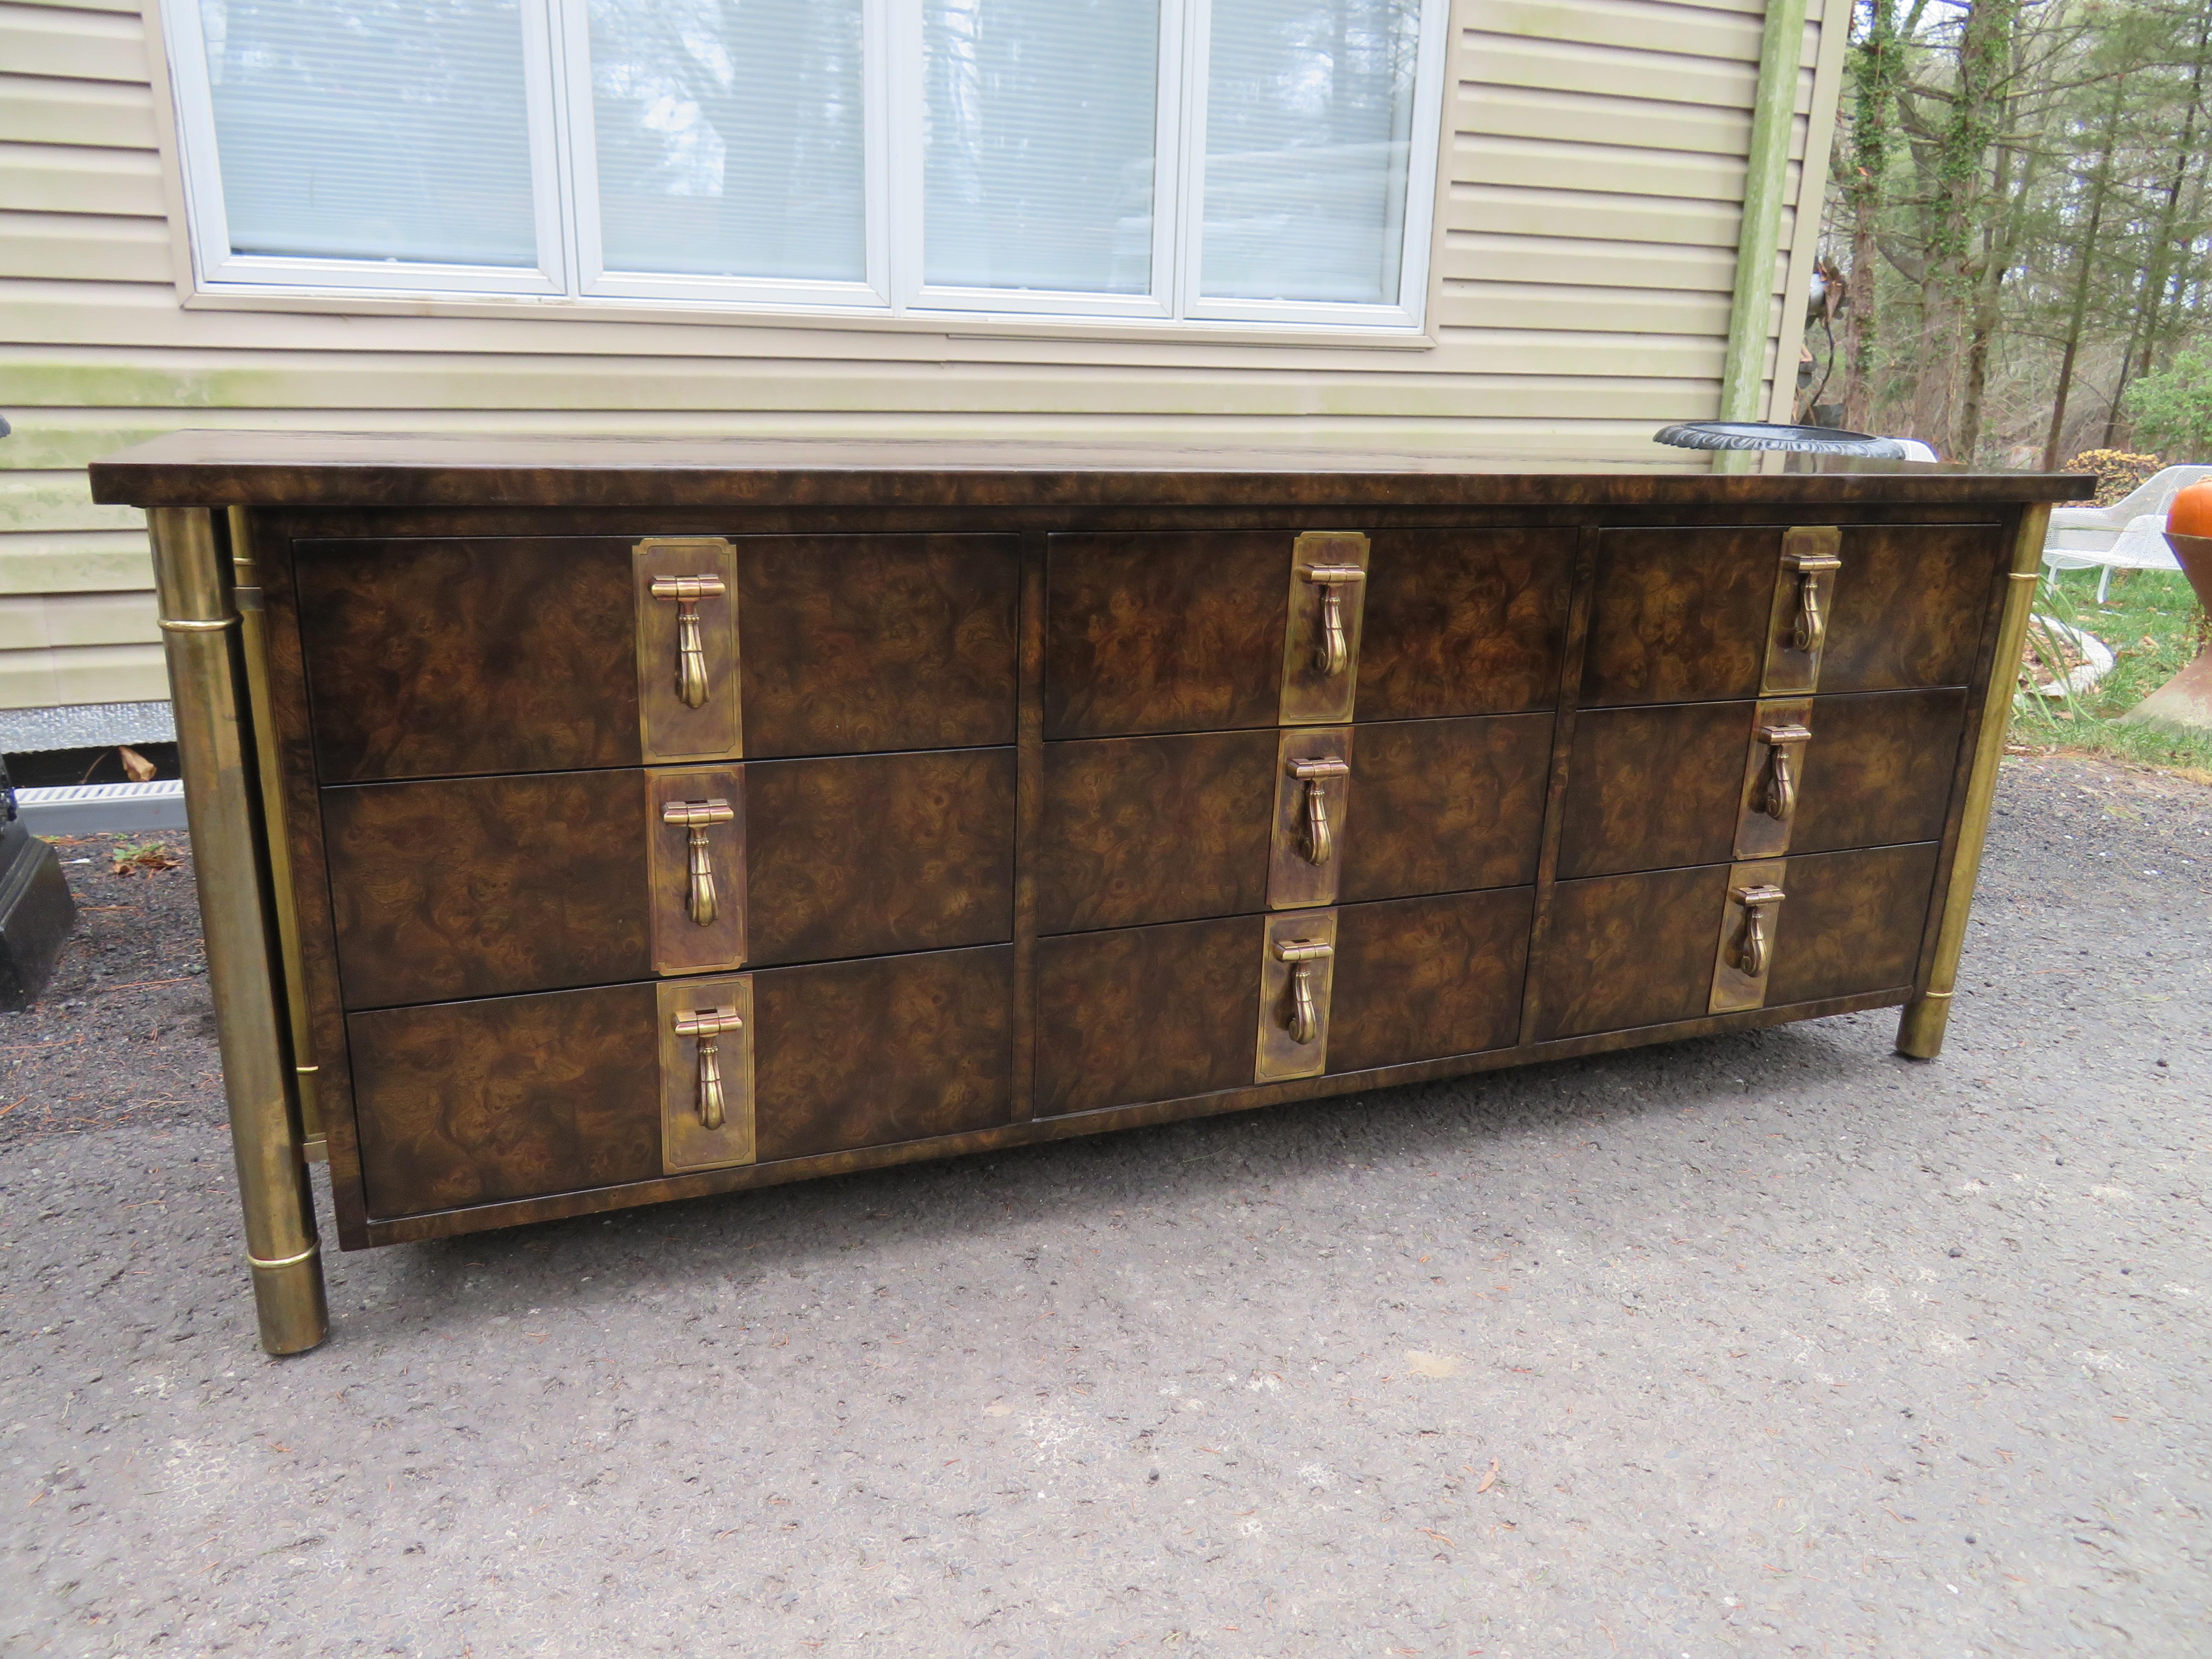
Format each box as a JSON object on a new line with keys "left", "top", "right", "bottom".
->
{"left": 198, "top": 0, "right": 541, "bottom": 267}
{"left": 588, "top": 0, "right": 867, "bottom": 282}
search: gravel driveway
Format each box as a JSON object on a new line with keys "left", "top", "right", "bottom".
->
{"left": 2, "top": 754, "right": 2208, "bottom": 1658}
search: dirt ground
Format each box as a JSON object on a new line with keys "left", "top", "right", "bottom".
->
{"left": 1, "top": 754, "right": 2207, "bottom": 1657}
{"left": 0, "top": 835, "right": 219, "bottom": 1153}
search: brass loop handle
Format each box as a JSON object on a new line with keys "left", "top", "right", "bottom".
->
{"left": 663, "top": 798, "right": 736, "bottom": 926}
{"left": 1272, "top": 937, "right": 1333, "bottom": 1044}
{"left": 1288, "top": 756, "right": 1349, "bottom": 867}
{"left": 1784, "top": 553, "right": 1840, "bottom": 654}
{"left": 651, "top": 573, "right": 728, "bottom": 709}
{"left": 1302, "top": 565, "right": 1365, "bottom": 677}
{"left": 1756, "top": 724, "right": 1810, "bottom": 822}
{"left": 672, "top": 1004, "right": 744, "bottom": 1130}
{"left": 1732, "top": 885, "right": 1786, "bottom": 978}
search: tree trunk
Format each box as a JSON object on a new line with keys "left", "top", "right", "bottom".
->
{"left": 2041, "top": 75, "right": 2127, "bottom": 470}
{"left": 1910, "top": 0, "right": 2018, "bottom": 453}
{"left": 1840, "top": 0, "right": 1903, "bottom": 433}
{"left": 1956, "top": 111, "right": 2032, "bottom": 463}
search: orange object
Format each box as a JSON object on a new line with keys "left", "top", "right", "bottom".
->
{"left": 2168, "top": 479, "right": 2212, "bottom": 538}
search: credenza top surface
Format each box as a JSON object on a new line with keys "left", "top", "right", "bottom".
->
{"left": 90, "top": 431, "right": 2095, "bottom": 511}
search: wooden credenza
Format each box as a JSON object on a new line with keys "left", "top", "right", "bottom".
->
{"left": 89, "top": 436, "right": 2084, "bottom": 1352}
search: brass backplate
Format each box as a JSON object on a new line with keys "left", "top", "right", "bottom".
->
{"left": 1709, "top": 857, "right": 1788, "bottom": 1014}
{"left": 1268, "top": 726, "right": 1354, "bottom": 910}
{"left": 634, "top": 536, "right": 742, "bottom": 762}
{"left": 1761, "top": 526, "right": 1842, "bottom": 695}
{"left": 1732, "top": 697, "right": 1813, "bottom": 860}
{"left": 1255, "top": 909, "right": 1338, "bottom": 1083}
{"left": 658, "top": 974, "right": 756, "bottom": 1173}
{"left": 1279, "top": 531, "right": 1371, "bottom": 725}
{"left": 648, "top": 766, "right": 748, "bottom": 974}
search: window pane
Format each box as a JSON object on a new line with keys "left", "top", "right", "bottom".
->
{"left": 923, "top": 0, "right": 1157, "bottom": 294}
{"left": 198, "top": 0, "right": 539, "bottom": 266}
{"left": 1200, "top": 0, "right": 1422, "bottom": 304}
{"left": 589, "top": 0, "right": 866, "bottom": 282}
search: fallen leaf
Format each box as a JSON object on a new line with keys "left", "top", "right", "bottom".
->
{"left": 119, "top": 746, "right": 157, "bottom": 783}
{"left": 1476, "top": 1458, "right": 1500, "bottom": 1494}
{"left": 110, "top": 841, "right": 178, "bottom": 876}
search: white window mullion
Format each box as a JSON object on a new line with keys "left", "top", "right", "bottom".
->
{"left": 541, "top": 0, "right": 591, "bottom": 300}
{"left": 518, "top": 0, "right": 571, "bottom": 294}
{"left": 1170, "top": 0, "right": 1214, "bottom": 325}
{"left": 885, "top": 0, "right": 927, "bottom": 315}
{"left": 863, "top": 0, "right": 898, "bottom": 306}
{"left": 1147, "top": 0, "right": 1193, "bottom": 323}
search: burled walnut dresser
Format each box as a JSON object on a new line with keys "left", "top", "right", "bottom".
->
{"left": 88, "top": 435, "right": 2088, "bottom": 1352}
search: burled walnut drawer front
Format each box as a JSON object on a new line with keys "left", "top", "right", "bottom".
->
{"left": 1531, "top": 844, "right": 1940, "bottom": 1042}
{"left": 1044, "top": 529, "right": 1571, "bottom": 740}
{"left": 1036, "top": 715, "right": 1551, "bottom": 932}
{"left": 1033, "top": 888, "right": 1531, "bottom": 1117}
{"left": 297, "top": 534, "right": 1019, "bottom": 782}
{"left": 1582, "top": 524, "right": 2001, "bottom": 707}
{"left": 323, "top": 750, "right": 1015, "bottom": 1008}
{"left": 349, "top": 945, "right": 1013, "bottom": 1220}
{"left": 1556, "top": 688, "right": 1967, "bottom": 879}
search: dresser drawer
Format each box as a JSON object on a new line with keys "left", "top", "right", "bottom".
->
{"left": 1581, "top": 523, "right": 2002, "bottom": 707}
{"left": 1043, "top": 529, "right": 1572, "bottom": 740}
{"left": 1534, "top": 865, "right": 1729, "bottom": 1041}
{"left": 1762, "top": 844, "right": 1940, "bottom": 1005}
{"left": 1035, "top": 915, "right": 1260, "bottom": 1116}
{"left": 1353, "top": 531, "right": 1572, "bottom": 719}
{"left": 1788, "top": 690, "right": 1967, "bottom": 853}
{"left": 1037, "top": 713, "right": 1551, "bottom": 932}
{"left": 1556, "top": 688, "right": 1966, "bottom": 879}
{"left": 1341, "top": 714, "right": 1551, "bottom": 902}
{"left": 1534, "top": 843, "right": 1939, "bottom": 1042}
{"left": 324, "top": 749, "right": 1015, "bottom": 1008}
{"left": 1036, "top": 731, "right": 1276, "bottom": 932}
{"left": 1325, "top": 888, "right": 1531, "bottom": 1074}
{"left": 349, "top": 945, "right": 1013, "bottom": 1220}
{"left": 297, "top": 533, "right": 1019, "bottom": 782}
{"left": 1033, "top": 887, "right": 1531, "bottom": 1117}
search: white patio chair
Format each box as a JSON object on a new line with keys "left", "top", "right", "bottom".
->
{"left": 2041, "top": 465, "right": 2212, "bottom": 602}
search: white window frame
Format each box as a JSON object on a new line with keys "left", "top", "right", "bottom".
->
{"left": 160, "top": 0, "right": 1449, "bottom": 334}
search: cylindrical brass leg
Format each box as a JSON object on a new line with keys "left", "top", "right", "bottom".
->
{"left": 1895, "top": 990, "right": 1950, "bottom": 1060}
{"left": 1896, "top": 504, "right": 2052, "bottom": 1062}
{"left": 152, "top": 507, "right": 328, "bottom": 1355}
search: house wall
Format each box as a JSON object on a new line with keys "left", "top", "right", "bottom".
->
{"left": 0, "top": 0, "right": 1846, "bottom": 722}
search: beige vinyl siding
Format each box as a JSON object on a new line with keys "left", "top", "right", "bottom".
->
{"left": 0, "top": 0, "right": 1843, "bottom": 716}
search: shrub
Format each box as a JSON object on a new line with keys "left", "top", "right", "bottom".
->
{"left": 2062, "top": 448, "right": 2163, "bottom": 505}
{"left": 2122, "top": 347, "right": 2212, "bottom": 460}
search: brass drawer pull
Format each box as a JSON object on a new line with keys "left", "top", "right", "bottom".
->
{"left": 1287, "top": 755, "right": 1350, "bottom": 865}
{"left": 1301, "top": 565, "right": 1366, "bottom": 676}
{"left": 1755, "top": 723, "right": 1811, "bottom": 821}
{"left": 1272, "top": 937, "right": 1334, "bottom": 1043}
{"left": 1730, "top": 885, "right": 1786, "bottom": 978}
{"left": 650, "top": 573, "right": 729, "bottom": 709}
{"left": 662, "top": 797, "right": 736, "bottom": 925}
{"left": 1783, "top": 550, "right": 1842, "bottom": 653}
{"left": 672, "top": 1004, "right": 744, "bottom": 1130}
